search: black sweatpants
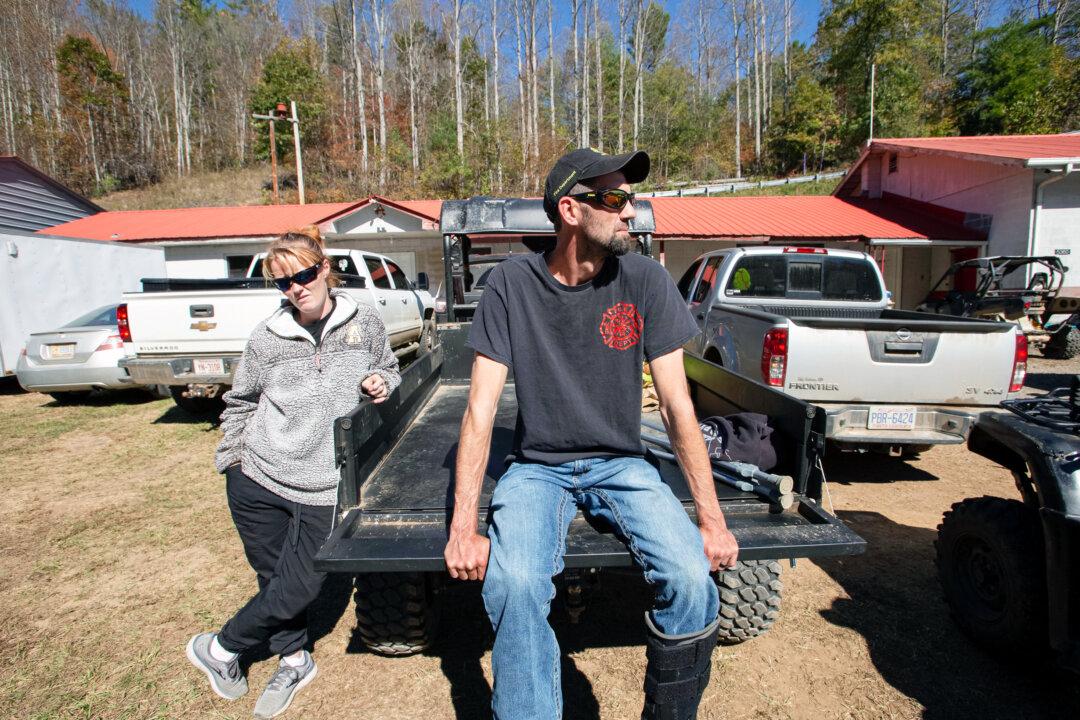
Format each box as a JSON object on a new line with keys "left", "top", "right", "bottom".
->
{"left": 217, "top": 466, "right": 335, "bottom": 657}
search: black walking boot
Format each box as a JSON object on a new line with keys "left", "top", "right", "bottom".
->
{"left": 641, "top": 613, "right": 720, "bottom": 720}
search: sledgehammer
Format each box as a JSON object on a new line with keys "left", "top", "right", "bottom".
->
{"left": 640, "top": 419, "right": 795, "bottom": 495}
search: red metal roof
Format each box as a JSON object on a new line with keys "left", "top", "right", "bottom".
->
{"left": 648, "top": 196, "right": 984, "bottom": 241}
{"left": 870, "top": 133, "right": 1080, "bottom": 165}
{"left": 41, "top": 201, "right": 362, "bottom": 242}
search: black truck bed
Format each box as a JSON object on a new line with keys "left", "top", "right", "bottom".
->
{"left": 316, "top": 334, "right": 864, "bottom": 573}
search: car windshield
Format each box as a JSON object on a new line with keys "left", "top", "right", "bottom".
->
{"left": 63, "top": 305, "right": 118, "bottom": 328}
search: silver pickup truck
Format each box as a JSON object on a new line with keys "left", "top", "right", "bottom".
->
{"left": 679, "top": 246, "right": 1027, "bottom": 455}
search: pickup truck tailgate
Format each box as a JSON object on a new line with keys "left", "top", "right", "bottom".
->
{"left": 125, "top": 289, "right": 284, "bottom": 354}
{"left": 786, "top": 315, "right": 1018, "bottom": 405}
{"left": 316, "top": 380, "right": 864, "bottom": 573}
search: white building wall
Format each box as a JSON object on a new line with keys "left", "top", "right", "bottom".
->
{"left": 332, "top": 205, "right": 426, "bottom": 234}
{"left": 1035, "top": 171, "right": 1080, "bottom": 288}
{"left": 879, "top": 154, "right": 1034, "bottom": 260}
{"left": 161, "top": 239, "right": 270, "bottom": 278}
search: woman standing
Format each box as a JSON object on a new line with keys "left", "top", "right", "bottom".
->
{"left": 186, "top": 227, "right": 400, "bottom": 718}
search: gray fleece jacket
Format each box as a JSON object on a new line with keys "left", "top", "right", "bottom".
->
{"left": 215, "top": 290, "right": 401, "bottom": 505}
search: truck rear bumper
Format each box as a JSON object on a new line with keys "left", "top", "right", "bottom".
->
{"left": 316, "top": 497, "right": 865, "bottom": 573}
{"left": 820, "top": 403, "right": 981, "bottom": 446}
{"left": 119, "top": 356, "right": 239, "bottom": 386}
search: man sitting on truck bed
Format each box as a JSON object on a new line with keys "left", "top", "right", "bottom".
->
{"left": 444, "top": 147, "right": 739, "bottom": 719}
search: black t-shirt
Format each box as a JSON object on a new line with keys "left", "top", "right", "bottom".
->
{"left": 467, "top": 251, "right": 699, "bottom": 464}
{"left": 298, "top": 298, "right": 336, "bottom": 345}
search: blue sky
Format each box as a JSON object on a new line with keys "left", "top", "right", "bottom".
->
{"left": 127, "top": 0, "right": 828, "bottom": 45}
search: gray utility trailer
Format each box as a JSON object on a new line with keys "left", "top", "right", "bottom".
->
{"left": 314, "top": 198, "right": 865, "bottom": 655}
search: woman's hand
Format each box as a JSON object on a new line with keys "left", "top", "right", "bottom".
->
{"left": 362, "top": 373, "right": 390, "bottom": 404}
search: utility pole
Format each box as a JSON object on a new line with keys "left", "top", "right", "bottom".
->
{"left": 868, "top": 63, "right": 876, "bottom": 144}
{"left": 252, "top": 102, "right": 290, "bottom": 204}
{"left": 290, "top": 101, "right": 305, "bottom": 205}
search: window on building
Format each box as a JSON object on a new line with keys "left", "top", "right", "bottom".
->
{"left": 227, "top": 255, "right": 255, "bottom": 278}
{"left": 888, "top": 153, "right": 898, "bottom": 174}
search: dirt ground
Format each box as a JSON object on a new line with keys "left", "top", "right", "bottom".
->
{"left": 2, "top": 357, "right": 1080, "bottom": 720}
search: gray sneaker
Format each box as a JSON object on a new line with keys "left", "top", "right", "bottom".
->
{"left": 185, "top": 632, "right": 248, "bottom": 700}
{"left": 253, "top": 652, "right": 318, "bottom": 718}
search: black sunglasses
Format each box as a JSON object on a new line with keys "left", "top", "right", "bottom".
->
{"left": 271, "top": 262, "right": 322, "bottom": 292}
{"left": 568, "top": 188, "right": 636, "bottom": 211}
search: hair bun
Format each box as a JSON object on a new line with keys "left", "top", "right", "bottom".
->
{"left": 288, "top": 224, "right": 324, "bottom": 248}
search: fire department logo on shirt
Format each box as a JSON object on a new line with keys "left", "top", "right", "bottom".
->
{"left": 599, "top": 302, "right": 643, "bottom": 351}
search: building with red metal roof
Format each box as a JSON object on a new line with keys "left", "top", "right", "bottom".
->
{"left": 42, "top": 195, "right": 442, "bottom": 280}
{"left": 833, "top": 133, "right": 1080, "bottom": 302}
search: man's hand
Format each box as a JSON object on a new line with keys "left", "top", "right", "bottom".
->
{"left": 361, "top": 373, "right": 389, "bottom": 404}
{"left": 444, "top": 530, "right": 491, "bottom": 581}
{"left": 700, "top": 520, "right": 739, "bottom": 571}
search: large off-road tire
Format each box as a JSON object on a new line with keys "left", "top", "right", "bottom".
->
{"left": 1043, "top": 326, "right": 1080, "bottom": 360}
{"left": 419, "top": 317, "right": 437, "bottom": 353}
{"left": 714, "top": 560, "right": 783, "bottom": 645}
{"left": 169, "top": 386, "right": 225, "bottom": 419}
{"left": 354, "top": 572, "right": 437, "bottom": 656}
{"left": 935, "top": 496, "right": 1046, "bottom": 654}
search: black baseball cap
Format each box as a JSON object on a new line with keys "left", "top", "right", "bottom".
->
{"left": 543, "top": 148, "right": 650, "bottom": 222}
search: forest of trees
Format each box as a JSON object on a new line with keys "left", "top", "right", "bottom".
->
{"left": 0, "top": 0, "right": 1077, "bottom": 201}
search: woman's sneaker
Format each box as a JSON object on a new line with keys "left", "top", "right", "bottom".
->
{"left": 185, "top": 632, "right": 248, "bottom": 700}
{"left": 253, "top": 651, "right": 318, "bottom": 718}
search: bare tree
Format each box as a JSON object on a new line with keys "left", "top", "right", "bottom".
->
{"left": 594, "top": 0, "right": 604, "bottom": 151}
{"left": 453, "top": 0, "right": 464, "bottom": 157}
{"left": 617, "top": 0, "right": 628, "bottom": 152}
{"left": 369, "top": 0, "right": 389, "bottom": 188}
{"left": 493, "top": 0, "right": 504, "bottom": 189}
{"left": 730, "top": 0, "right": 742, "bottom": 178}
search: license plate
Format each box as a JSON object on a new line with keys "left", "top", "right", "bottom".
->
{"left": 193, "top": 358, "right": 225, "bottom": 375}
{"left": 46, "top": 343, "right": 75, "bottom": 360}
{"left": 867, "top": 406, "right": 917, "bottom": 430}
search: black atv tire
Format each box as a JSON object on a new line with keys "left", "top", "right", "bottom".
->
{"left": 1043, "top": 326, "right": 1080, "bottom": 360}
{"left": 714, "top": 560, "right": 783, "bottom": 645}
{"left": 169, "top": 386, "right": 225, "bottom": 419}
{"left": 935, "top": 496, "right": 1046, "bottom": 654}
{"left": 419, "top": 317, "right": 437, "bottom": 353}
{"left": 354, "top": 572, "right": 437, "bottom": 656}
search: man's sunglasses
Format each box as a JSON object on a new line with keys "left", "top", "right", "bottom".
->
{"left": 271, "top": 262, "right": 322, "bottom": 292}
{"left": 568, "top": 188, "right": 636, "bottom": 211}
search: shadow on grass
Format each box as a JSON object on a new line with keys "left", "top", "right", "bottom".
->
{"left": 822, "top": 448, "right": 940, "bottom": 484}
{"left": 813, "top": 509, "right": 1080, "bottom": 720}
{"left": 43, "top": 388, "right": 162, "bottom": 408}
{"left": 152, "top": 404, "right": 222, "bottom": 428}
{"left": 0, "top": 376, "right": 25, "bottom": 395}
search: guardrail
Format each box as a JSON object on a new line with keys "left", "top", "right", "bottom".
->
{"left": 639, "top": 170, "right": 847, "bottom": 198}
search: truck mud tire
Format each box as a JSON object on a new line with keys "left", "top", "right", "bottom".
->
{"left": 1043, "top": 326, "right": 1080, "bottom": 360}
{"left": 419, "top": 318, "right": 437, "bottom": 353}
{"left": 354, "top": 572, "right": 437, "bottom": 656}
{"left": 714, "top": 560, "right": 783, "bottom": 645}
{"left": 169, "top": 386, "right": 226, "bottom": 419}
{"left": 935, "top": 496, "right": 1047, "bottom": 654}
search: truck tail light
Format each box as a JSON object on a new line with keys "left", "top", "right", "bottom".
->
{"left": 96, "top": 334, "right": 124, "bottom": 352}
{"left": 1009, "top": 332, "right": 1027, "bottom": 393}
{"left": 761, "top": 328, "right": 788, "bottom": 387}
{"left": 117, "top": 303, "right": 132, "bottom": 343}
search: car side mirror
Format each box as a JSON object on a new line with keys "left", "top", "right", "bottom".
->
{"left": 416, "top": 272, "right": 429, "bottom": 291}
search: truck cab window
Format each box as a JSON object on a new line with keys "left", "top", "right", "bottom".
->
{"left": 365, "top": 257, "right": 392, "bottom": 290}
{"left": 692, "top": 256, "right": 722, "bottom": 304}
{"left": 677, "top": 260, "right": 704, "bottom": 301}
{"left": 386, "top": 260, "right": 410, "bottom": 289}
{"left": 726, "top": 256, "right": 786, "bottom": 298}
{"left": 332, "top": 255, "right": 360, "bottom": 276}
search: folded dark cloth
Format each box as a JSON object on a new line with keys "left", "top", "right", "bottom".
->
{"left": 698, "top": 413, "right": 777, "bottom": 471}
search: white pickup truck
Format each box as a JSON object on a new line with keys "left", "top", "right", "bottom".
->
{"left": 679, "top": 246, "right": 1027, "bottom": 455}
{"left": 119, "top": 249, "right": 436, "bottom": 414}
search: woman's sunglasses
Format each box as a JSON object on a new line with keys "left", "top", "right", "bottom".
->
{"left": 271, "top": 262, "right": 322, "bottom": 292}
{"left": 568, "top": 188, "right": 636, "bottom": 211}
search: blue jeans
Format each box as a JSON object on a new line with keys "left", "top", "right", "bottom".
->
{"left": 481, "top": 456, "right": 720, "bottom": 720}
